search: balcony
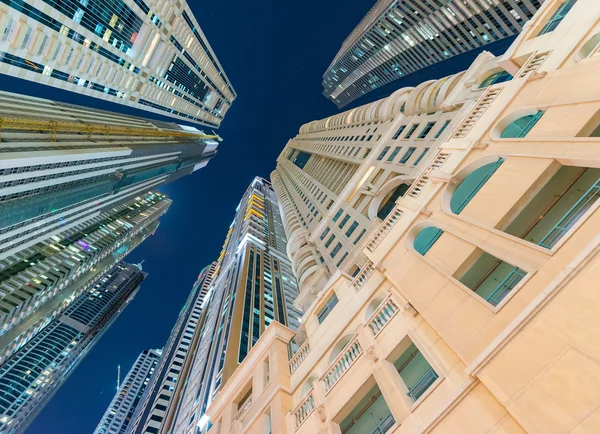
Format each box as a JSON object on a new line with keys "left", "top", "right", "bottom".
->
{"left": 370, "top": 414, "right": 395, "bottom": 434}
{"left": 293, "top": 389, "right": 315, "bottom": 430}
{"left": 289, "top": 340, "right": 310, "bottom": 374}
{"left": 406, "top": 367, "right": 438, "bottom": 402}
{"left": 394, "top": 343, "right": 439, "bottom": 403}
{"left": 367, "top": 207, "right": 403, "bottom": 253}
{"left": 351, "top": 261, "right": 375, "bottom": 291}
{"left": 367, "top": 296, "right": 400, "bottom": 336}
{"left": 322, "top": 335, "right": 363, "bottom": 394}
{"left": 485, "top": 266, "right": 526, "bottom": 306}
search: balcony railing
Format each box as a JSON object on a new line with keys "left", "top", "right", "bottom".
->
{"left": 407, "top": 367, "right": 438, "bottom": 401}
{"left": 367, "top": 296, "right": 399, "bottom": 336}
{"left": 486, "top": 266, "right": 526, "bottom": 306}
{"left": 406, "top": 152, "right": 451, "bottom": 199}
{"left": 370, "top": 414, "right": 396, "bottom": 434}
{"left": 538, "top": 178, "right": 600, "bottom": 249}
{"left": 233, "top": 397, "right": 252, "bottom": 422}
{"left": 322, "top": 335, "right": 363, "bottom": 393}
{"left": 289, "top": 340, "right": 310, "bottom": 374}
{"left": 351, "top": 261, "right": 375, "bottom": 291}
{"left": 293, "top": 389, "right": 316, "bottom": 430}
{"left": 367, "top": 207, "right": 403, "bottom": 253}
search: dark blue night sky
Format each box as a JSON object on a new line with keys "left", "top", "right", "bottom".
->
{"left": 4, "top": 1, "right": 512, "bottom": 432}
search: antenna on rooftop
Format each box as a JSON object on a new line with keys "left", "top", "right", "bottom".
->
{"left": 117, "top": 365, "right": 121, "bottom": 391}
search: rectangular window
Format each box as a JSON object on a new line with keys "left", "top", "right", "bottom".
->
{"left": 377, "top": 146, "right": 391, "bottom": 160}
{"left": 345, "top": 221, "right": 359, "bottom": 237}
{"left": 336, "top": 252, "right": 349, "bottom": 267}
{"left": 387, "top": 146, "right": 402, "bottom": 162}
{"left": 320, "top": 227, "right": 330, "bottom": 240}
{"left": 324, "top": 234, "right": 335, "bottom": 248}
{"left": 354, "top": 229, "right": 367, "bottom": 245}
{"left": 405, "top": 124, "right": 420, "bottom": 139}
{"left": 538, "top": 0, "right": 576, "bottom": 35}
{"left": 330, "top": 242, "right": 343, "bottom": 258}
{"left": 338, "top": 214, "right": 350, "bottom": 229}
{"left": 332, "top": 209, "right": 343, "bottom": 222}
{"left": 434, "top": 120, "right": 451, "bottom": 138}
{"left": 363, "top": 149, "right": 371, "bottom": 158}
{"left": 317, "top": 293, "right": 339, "bottom": 323}
{"left": 418, "top": 122, "right": 436, "bottom": 138}
{"left": 392, "top": 125, "right": 406, "bottom": 139}
{"left": 414, "top": 148, "right": 429, "bottom": 165}
{"left": 400, "top": 147, "right": 417, "bottom": 164}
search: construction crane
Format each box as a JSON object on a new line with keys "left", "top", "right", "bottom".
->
{"left": 0, "top": 116, "right": 222, "bottom": 142}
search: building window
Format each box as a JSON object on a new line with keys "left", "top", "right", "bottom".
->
{"left": 413, "top": 149, "right": 429, "bottom": 166}
{"left": 338, "top": 214, "right": 350, "bottom": 229}
{"left": 450, "top": 159, "right": 504, "bottom": 214}
{"left": 387, "top": 146, "right": 402, "bottom": 162}
{"left": 333, "top": 209, "right": 343, "bottom": 222}
{"left": 317, "top": 293, "right": 339, "bottom": 323}
{"left": 404, "top": 124, "right": 420, "bottom": 139}
{"left": 413, "top": 227, "right": 444, "bottom": 255}
{"left": 392, "top": 125, "right": 406, "bottom": 139}
{"left": 500, "top": 111, "right": 544, "bottom": 138}
{"left": 418, "top": 122, "right": 436, "bottom": 138}
{"left": 377, "top": 146, "right": 391, "bottom": 160}
{"left": 393, "top": 342, "right": 438, "bottom": 402}
{"left": 320, "top": 227, "right": 330, "bottom": 240}
{"left": 345, "top": 221, "right": 359, "bottom": 237}
{"left": 330, "top": 242, "right": 342, "bottom": 258}
{"left": 434, "top": 120, "right": 451, "bottom": 138}
{"left": 478, "top": 71, "right": 513, "bottom": 88}
{"left": 354, "top": 229, "right": 367, "bottom": 245}
{"left": 538, "top": 0, "right": 576, "bottom": 36}
{"left": 324, "top": 234, "right": 335, "bottom": 248}
{"left": 399, "top": 147, "right": 416, "bottom": 164}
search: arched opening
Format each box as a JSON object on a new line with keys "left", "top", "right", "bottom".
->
{"left": 413, "top": 227, "right": 444, "bottom": 255}
{"left": 450, "top": 159, "right": 504, "bottom": 214}
{"left": 365, "top": 297, "right": 385, "bottom": 318}
{"left": 500, "top": 111, "right": 544, "bottom": 138}
{"left": 328, "top": 334, "right": 355, "bottom": 365}
{"left": 377, "top": 183, "right": 409, "bottom": 219}
{"left": 578, "top": 33, "right": 600, "bottom": 60}
{"left": 302, "top": 376, "right": 318, "bottom": 397}
{"left": 478, "top": 70, "right": 512, "bottom": 88}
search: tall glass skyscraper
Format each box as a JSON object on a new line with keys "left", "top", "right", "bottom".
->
{"left": 0, "top": 191, "right": 171, "bottom": 365}
{"left": 94, "top": 348, "right": 162, "bottom": 434}
{"left": 135, "top": 178, "right": 303, "bottom": 434}
{"left": 322, "top": 0, "right": 544, "bottom": 107}
{"left": 0, "top": 261, "right": 148, "bottom": 434}
{"left": 0, "top": 0, "right": 236, "bottom": 127}
{"left": 128, "top": 262, "right": 217, "bottom": 434}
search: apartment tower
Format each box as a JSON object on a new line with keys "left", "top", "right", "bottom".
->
{"left": 0, "top": 262, "right": 148, "bottom": 434}
{"left": 94, "top": 349, "right": 162, "bottom": 434}
{"left": 0, "top": 191, "right": 171, "bottom": 365}
{"left": 128, "top": 262, "right": 217, "bottom": 434}
{"left": 323, "top": 0, "right": 544, "bottom": 108}
{"left": 162, "top": 177, "right": 303, "bottom": 434}
{"left": 0, "top": 0, "right": 236, "bottom": 127}
{"left": 203, "top": 1, "right": 600, "bottom": 433}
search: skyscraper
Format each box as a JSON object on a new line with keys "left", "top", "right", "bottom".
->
{"left": 0, "top": 261, "right": 148, "bottom": 434}
{"left": 273, "top": 48, "right": 491, "bottom": 310}
{"left": 0, "top": 0, "right": 236, "bottom": 127}
{"left": 0, "top": 191, "right": 171, "bottom": 364}
{"left": 322, "top": 0, "right": 544, "bottom": 108}
{"left": 94, "top": 349, "right": 162, "bottom": 434}
{"left": 0, "top": 89, "right": 218, "bottom": 261}
{"left": 144, "top": 177, "right": 302, "bottom": 434}
{"left": 199, "top": 1, "right": 600, "bottom": 433}
{"left": 127, "top": 262, "right": 217, "bottom": 434}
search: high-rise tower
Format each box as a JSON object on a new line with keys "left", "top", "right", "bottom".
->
{"left": 0, "top": 0, "right": 236, "bottom": 127}
{"left": 322, "top": 0, "right": 544, "bottom": 108}
{"left": 0, "top": 191, "right": 171, "bottom": 364}
{"left": 94, "top": 349, "right": 162, "bottom": 434}
{"left": 0, "top": 261, "right": 148, "bottom": 434}
{"left": 148, "top": 178, "right": 302, "bottom": 434}
{"left": 128, "top": 262, "right": 217, "bottom": 434}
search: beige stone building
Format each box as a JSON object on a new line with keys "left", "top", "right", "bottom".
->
{"left": 195, "top": 0, "right": 600, "bottom": 433}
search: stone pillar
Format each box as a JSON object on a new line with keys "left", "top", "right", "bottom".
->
{"left": 373, "top": 360, "right": 413, "bottom": 421}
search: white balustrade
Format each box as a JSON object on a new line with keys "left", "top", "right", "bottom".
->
{"left": 289, "top": 340, "right": 310, "bottom": 374}
{"left": 351, "top": 261, "right": 375, "bottom": 291}
{"left": 367, "top": 207, "right": 403, "bottom": 252}
{"left": 367, "top": 296, "right": 399, "bottom": 336}
{"left": 322, "top": 336, "right": 363, "bottom": 393}
{"left": 293, "top": 389, "right": 316, "bottom": 429}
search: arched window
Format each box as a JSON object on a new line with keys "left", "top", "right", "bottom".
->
{"left": 578, "top": 33, "right": 600, "bottom": 59}
{"left": 450, "top": 159, "right": 504, "bottom": 214}
{"left": 414, "top": 227, "right": 444, "bottom": 255}
{"left": 500, "top": 111, "right": 544, "bottom": 138}
{"left": 538, "top": 0, "right": 576, "bottom": 36}
{"left": 478, "top": 71, "right": 513, "bottom": 88}
{"left": 400, "top": 102, "right": 406, "bottom": 113}
{"left": 377, "top": 184, "right": 409, "bottom": 220}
